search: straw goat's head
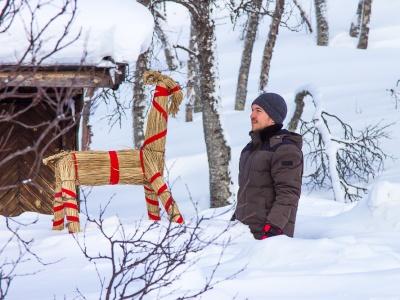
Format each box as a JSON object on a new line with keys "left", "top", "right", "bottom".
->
{"left": 143, "top": 70, "right": 183, "bottom": 117}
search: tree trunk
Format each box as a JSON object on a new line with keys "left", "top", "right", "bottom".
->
{"left": 81, "top": 89, "right": 95, "bottom": 151}
{"left": 133, "top": 51, "right": 149, "bottom": 148}
{"left": 185, "top": 102, "right": 193, "bottom": 122}
{"left": 259, "top": 0, "right": 285, "bottom": 93}
{"left": 154, "top": 19, "right": 179, "bottom": 71}
{"left": 234, "top": 0, "right": 263, "bottom": 111}
{"left": 314, "top": 0, "right": 329, "bottom": 46}
{"left": 357, "top": 0, "right": 372, "bottom": 49}
{"left": 186, "top": 16, "right": 201, "bottom": 121}
{"left": 349, "top": 0, "right": 363, "bottom": 38}
{"left": 293, "top": 0, "right": 313, "bottom": 33}
{"left": 287, "top": 90, "right": 311, "bottom": 131}
{"left": 194, "top": 14, "right": 231, "bottom": 208}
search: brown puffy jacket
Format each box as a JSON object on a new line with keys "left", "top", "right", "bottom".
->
{"left": 234, "top": 124, "right": 303, "bottom": 238}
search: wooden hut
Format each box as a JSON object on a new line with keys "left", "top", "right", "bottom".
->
{"left": 0, "top": 64, "right": 126, "bottom": 216}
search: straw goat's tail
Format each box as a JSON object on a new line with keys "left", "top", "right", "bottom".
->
{"left": 43, "top": 151, "right": 70, "bottom": 166}
{"left": 143, "top": 70, "right": 183, "bottom": 117}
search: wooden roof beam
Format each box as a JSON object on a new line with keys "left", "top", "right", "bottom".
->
{"left": 0, "top": 64, "right": 126, "bottom": 89}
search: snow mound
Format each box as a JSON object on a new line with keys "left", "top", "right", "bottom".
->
{"left": 368, "top": 181, "right": 400, "bottom": 229}
{"left": 0, "top": 0, "right": 154, "bottom": 66}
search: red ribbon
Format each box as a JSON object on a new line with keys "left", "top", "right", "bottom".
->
{"left": 170, "top": 85, "right": 181, "bottom": 93}
{"left": 164, "top": 196, "right": 173, "bottom": 212}
{"left": 53, "top": 202, "right": 78, "bottom": 212}
{"left": 63, "top": 202, "right": 79, "bottom": 210}
{"left": 152, "top": 99, "right": 168, "bottom": 120}
{"left": 142, "top": 129, "right": 167, "bottom": 149}
{"left": 108, "top": 151, "right": 120, "bottom": 185}
{"left": 53, "top": 219, "right": 64, "bottom": 227}
{"left": 146, "top": 197, "right": 159, "bottom": 206}
{"left": 53, "top": 205, "right": 64, "bottom": 212}
{"left": 140, "top": 130, "right": 167, "bottom": 178}
{"left": 61, "top": 188, "right": 76, "bottom": 199}
{"left": 157, "top": 184, "right": 168, "bottom": 196}
{"left": 148, "top": 212, "right": 161, "bottom": 221}
{"left": 149, "top": 172, "right": 161, "bottom": 184}
{"left": 154, "top": 85, "right": 170, "bottom": 97}
{"left": 66, "top": 216, "right": 79, "bottom": 222}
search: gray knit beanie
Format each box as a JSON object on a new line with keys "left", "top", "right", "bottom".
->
{"left": 252, "top": 93, "right": 287, "bottom": 124}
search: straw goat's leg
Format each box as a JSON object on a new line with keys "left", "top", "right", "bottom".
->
{"left": 147, "top": 169, "right": 184, "bottom": 224}
{"left": 144, "top": 182, "right": 161, "bottom": 221}
{"left": 60, "top": 156, "right": 80, "bottom": 233}
{"left": 52, "top": 165, "right": 64, "bottom": 230}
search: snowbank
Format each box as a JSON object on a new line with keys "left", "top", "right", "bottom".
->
{"left": 0, "top": 0, "right": 154, "bottom": 66}
{"left": 368, "top": 181, "right": 400, "bottom": 230}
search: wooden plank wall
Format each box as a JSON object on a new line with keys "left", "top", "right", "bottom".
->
{"left": 0, "top": 88, "right": 82, "bottom": 216}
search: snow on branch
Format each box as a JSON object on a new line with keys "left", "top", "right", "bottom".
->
{"left": 299, "top": 89, "right": 392, "bottom": 202}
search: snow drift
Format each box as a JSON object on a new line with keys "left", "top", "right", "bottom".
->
{"left": 368, "top": 181, "right": 400, "bottom": 230}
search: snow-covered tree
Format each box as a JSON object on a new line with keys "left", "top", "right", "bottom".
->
{"left": 298, "top": 90, "right": 391, "bottom": 202}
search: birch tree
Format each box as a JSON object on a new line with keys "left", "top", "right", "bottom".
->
{"left": 357, "top": 0, "right": 373, "bottom": 49}
{"left": 132, "top": 50, "right": 150, "bottom": 148}
{"left": 185, "top": 16, "right": 202, "bottom": 122}
{"left": 234, "top": 0, "right": 263, "bottom": 110}
{"left": 259, "top": 0, "right": 285, "bottom": 92}
{"left": 152, "top": 0, "right": 232, "bottom": 207}
{"left": 154, "top": 9, "right": 179, "bottom": 70}
{"left": 349, "top": 0, "right": 363, "bottom": 38}
{"left": 192, "top": 1, "right": 231, "bottom": 207}
{"left": 314, "top": 0, "right": 329, "bottom": 46}
{"left": 233, "top": 0, "right": 311, "bottom": 107}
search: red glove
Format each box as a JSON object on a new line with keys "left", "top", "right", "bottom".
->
{"left": 260, "top": 223, "right": 283, "bottom": 239}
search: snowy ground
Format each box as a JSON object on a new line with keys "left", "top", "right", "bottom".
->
{"left": 2, "top": 0, "right": 400, "bottom": 299}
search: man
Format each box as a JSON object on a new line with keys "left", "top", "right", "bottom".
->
{"left": 233, "top": 93, "right": 303, "bottom": 240}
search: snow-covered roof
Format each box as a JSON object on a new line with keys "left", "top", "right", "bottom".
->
{"left": 0, "top": 0, "right": 154, "bottom": 66}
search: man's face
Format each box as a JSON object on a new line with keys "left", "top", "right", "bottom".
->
{"left": 250, "top": 104, "right": 275, "bottom": 131}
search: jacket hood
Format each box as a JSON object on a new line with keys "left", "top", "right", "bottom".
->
{"left": 277, "top": 129, "right": 303, "bottom": 149}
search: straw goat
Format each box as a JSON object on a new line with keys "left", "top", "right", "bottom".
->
{"left": 43, "top": 71, "right": 184, "bottom": 233}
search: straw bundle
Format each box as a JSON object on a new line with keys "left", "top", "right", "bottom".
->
{"left": 43, "top": 70, "right": 185, "bottom": 233}
{"left": 74, "top": 149, "right": 147, "bottom": 185}
{"left": 44, "top": 150, "right": 154, "bottom": 185}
